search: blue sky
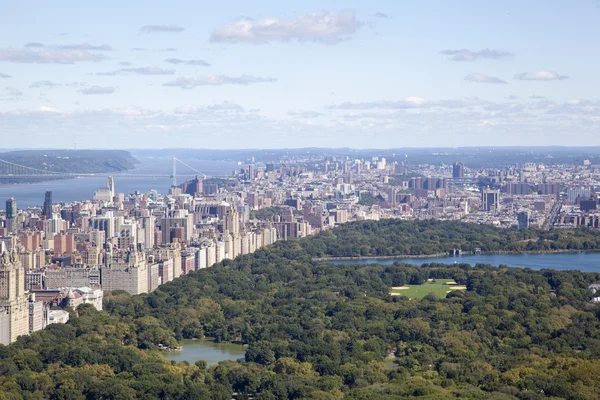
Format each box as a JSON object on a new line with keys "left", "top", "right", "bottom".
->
{"left": 1, "top": 0, "right": 599, "bottom": 148}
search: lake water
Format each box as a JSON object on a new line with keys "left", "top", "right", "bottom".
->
{"left": 164, "top": 338, "right": 246, "bottom": 365}
{"left": 327, "top": 252, "right": 600, "bottom": 273}
{"left": 0, "top": 157, "right": 240, "bottom": 209}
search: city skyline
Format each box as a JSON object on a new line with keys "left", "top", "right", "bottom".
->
{"left": 1, "top": 0, "right": 599, "bottom": 148}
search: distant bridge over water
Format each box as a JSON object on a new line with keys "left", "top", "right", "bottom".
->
{"left": 0, "top": 157, "right": 206, "bottom": 185}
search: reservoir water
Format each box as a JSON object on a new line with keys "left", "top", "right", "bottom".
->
{"left": 327, "top": 252, "right": 600, "bottom": 273}
{"left": 0, "top": 157, "right": 240, "bottom": 209}
{"left": 164, "top": 339, "right": 246, "bottom": 365}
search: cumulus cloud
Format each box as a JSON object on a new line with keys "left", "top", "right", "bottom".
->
{"left": 163, "top": 74, "right": 276, "bottom": 89}
{"left": 0, "top": 73, "right": 10, "bottom": 78}
{"left": 119, "top": 62, "right": 132, "bottom": 66}
{"left": 464, "top": 73, "right": 507, "bottom": 84}
{"left": 24, "top": 42, "right": 112, "bottom": 51}
{"left": 374, "top": 12, "right": 391, "bottom": 19}
{"left": 130, "top": 47, "right": 177, "bottom": 52}
{"left": 440, "top": 48, "right": 513, "bottom": 61}
{"left": 29, "top": 81, "right": 83, "bottom": 88}
{"left": 79, "top": 86, "right": 115, "bottom": 95}
{"left": 0, "top": 48, "right": 107, "bottom": 64}
{"left": 141, "top": 24, "right": 185, "bottom": 33}
{"left": 164, "top": 58, "right": 210, "bottom": 67}
{"left": 210, "top": 11, "right": 361, "bottom": 44}
{"left": 174, "top": 101, "right": 245, "bottom": 114}
{"left": 97, "top": 66, "right": 175, "bottom": 76}
{"left": 514, "top": 71, "right": 569, "bottom": 81}
{"left": 327, "top": 97, "right": 430, "bottom": 109}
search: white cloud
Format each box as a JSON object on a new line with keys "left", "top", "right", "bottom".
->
{"left": 79, "top": 86, "right": 115, "bottom": 95}
{"left": 29, "top": 81, "right": 83, "bottom": 88}
{"left": 0, "top": 48, "right": 107, "bottom": 64}
{"left": 440, "top": 48, "right": 513, "bottom": 61}
{"left": 374, "top": 12, "right": 391, "bottom": 19}
{"left": 5, "top": 87, "right": 23, "bottom": 97}
{"left": 465, "top": 73, "right": 507, "bottom": 84}
{"left": 328, "top": 96, "right": 487, "bottom": 110}
{"left": 37, "top": 105, "right": 62, "bottom": 113}
{"left": 0, "top": 73, "right": 10, "bottom": 78}
{"left": 97, "top": 66, "right": 175, "bottom": 76}
{"left": 288, "top": 110, "right": 322, "bottom": 118}
{"left": 141, "top": 25, "right": 185, "bottom": 33}
{"left": 328, "top": 97, "right": 429, "bottom": 109}
{"left": 210, "top": 11, "right": 361, "bottom": 44}
{"left": 514, "top": 71, "right": 569, "bottom": 81}
{"left": 163, "top": 75, "right": 276, "bottom": 89}
{"left": 164, "top": 58, "right": 210, "bottom": 67}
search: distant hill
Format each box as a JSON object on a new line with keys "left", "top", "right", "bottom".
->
{"left": 0, "top": 150, "right": 138, "bottom": 173}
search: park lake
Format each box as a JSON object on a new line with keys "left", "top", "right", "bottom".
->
{"left": 163, "top": 338, "right": 246, "bottom": 365}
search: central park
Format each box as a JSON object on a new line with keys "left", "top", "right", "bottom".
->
{"left": 2, "top": 219, "right": 600, "bottom": 399}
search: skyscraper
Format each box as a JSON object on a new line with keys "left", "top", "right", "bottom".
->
{"left": 452, "top": 162, "right": 465, "bottom": 179}
{"left": 5, "top": 198, "right": 16, "bottom": 220}
{"left": 42, "top": 191, "right": 52, "bottom": 219}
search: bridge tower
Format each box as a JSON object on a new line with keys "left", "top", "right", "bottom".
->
{"left": 172, "top": 157, "right": 177, "bottom": 187}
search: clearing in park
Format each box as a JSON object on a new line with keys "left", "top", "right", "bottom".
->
{"left": 390, "top": 279, "right": 467, "bottom": 299}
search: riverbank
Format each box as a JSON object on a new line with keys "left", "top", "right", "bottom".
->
{"left": 313, "top": 249, "right": 600, "bottom": 262}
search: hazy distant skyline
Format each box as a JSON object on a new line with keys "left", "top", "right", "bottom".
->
{"left": 1, "top": 0, "right": 599, "bottom": 148}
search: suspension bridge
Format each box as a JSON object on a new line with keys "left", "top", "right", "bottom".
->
{"left": 0, "top": 157, "right": 207, "bottom": 186}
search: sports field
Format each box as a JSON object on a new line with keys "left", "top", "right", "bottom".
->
{"left": 390, "top": 279, "right": 466, "bottom": 299}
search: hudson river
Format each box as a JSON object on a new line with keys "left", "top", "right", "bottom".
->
{"left": 0, "top": 157, "right": 240, "bottom": 208}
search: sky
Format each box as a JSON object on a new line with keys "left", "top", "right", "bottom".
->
{"left": 0, "top": 0, "right": 599, "bottom": 149}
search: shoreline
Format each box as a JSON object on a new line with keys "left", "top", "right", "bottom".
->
{"left": 312, "top": 249, "right": 600, "bottom": 261}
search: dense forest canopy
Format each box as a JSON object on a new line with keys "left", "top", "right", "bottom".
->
{"left": 2, "top": 220, "right": 600, "bottom": 399}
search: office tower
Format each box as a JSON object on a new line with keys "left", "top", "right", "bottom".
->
{"left": 452, "top": 162, "right": 465, "bottom": 178}
{"left": 248, "top": 164, "right": 255, "bottom": 180}
{"left": 107, "top": 176, "right": 115, "bottom": 198}
{"left": 0, "top": 247, "right": 30, "bottom": 345}
{"left": 517, "top": 211, "right": 530, "bottom": 229}
{"left": 481, "top": 189, "right": 500, "bottom": 212}
{"left": 42, "top": 191, "right": 52, "bottom": 219}
{"left": 5, "top": 198, "right": 17, "bottom": 234}
{"left": 266, "top": 163, "right": 275, "bottom": 172}
{"left": 5, "top": 198, "right": 16, "bottom": 220}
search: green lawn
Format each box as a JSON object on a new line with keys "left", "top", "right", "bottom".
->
{"left": 390, "top": 279, "right": 466, "bottom": 299}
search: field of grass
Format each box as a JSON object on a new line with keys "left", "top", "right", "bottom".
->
{"left": 390, "top": 279, "right": 466, "bottom": 299}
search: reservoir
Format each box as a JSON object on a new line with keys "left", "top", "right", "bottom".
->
{"left": 327, "top": 252, "right": 600, "bottom": 273}
{"left": 163, "top": 339, "right": 246, "bottom": 365}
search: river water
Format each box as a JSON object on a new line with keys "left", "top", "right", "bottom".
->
{"left": 327, "top": 252, "right": 600, "bottom": 273}
{"left": 164, "top": 339, "right": 246, "bottom": 365}
{"left": 0, "top": 157, "right": 240, "bottom": 209}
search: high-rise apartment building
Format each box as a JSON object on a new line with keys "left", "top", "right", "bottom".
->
{"left": 452, "top": 162, "right": 465, "bottom": 178}
{"left": 481, "top": 189, "right": 500, "bottom": 212}
{"left": 0, "top": 248, "right": 30, "bottom": 345}
{"left": 517, "top": 211, "right": 530, "bottom": 229}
